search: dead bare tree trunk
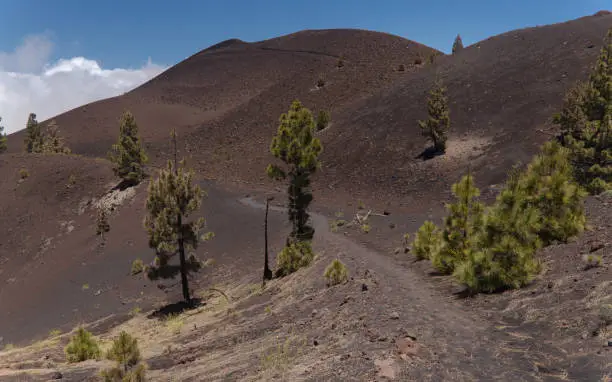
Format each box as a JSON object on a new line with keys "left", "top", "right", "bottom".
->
{"left": 263, "top": 196, "right": 274, "bottom": 286}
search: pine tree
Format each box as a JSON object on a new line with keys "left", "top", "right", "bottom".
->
{"left": 410, "top": 220, "right": 442, "bottom": 260}
{"left": 519, "top": 141, "right": 586, "bottom": 244}
{"left": 452, "top": 34, "right": 464, "bottom": 54}
{"left": 555, "top": 28, "right": 612, "bottom": 193}
{"left": 23, "top": 113, "right": 43, "bottom": 153}
{"left": 0, "top": 117, "right": 7, "bottom": 153}
{"left": 454, "top": 166, "right": 542, "bottom": 292}
{"left": 144, "top": 129, "right": 210, "bottom": 304}
{"left": 108, "top": 111, "right": 148, "bottom": 186}
{"left": 40, "top": 120, "right": 71, "bottom": 154}
{"left": 100, "top": 331, "right": 146, "bottom": 381}
{"left": 432, "top": 171, "right": 485, "bottom": 274}
{"left": 267, "top": 100, "right": 322, "bottom": 242}
{"left": 418, "top": 80, "right": 451, "bottom": 153}
{"left": 267, "top": 100, "right": 322, "bottom": 276}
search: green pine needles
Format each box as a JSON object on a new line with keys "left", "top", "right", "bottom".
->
{"left": 554, "top": 28, "right": 611, "bottom": 194}
{"left": 100, "top": 331, "right": 146, "bottom": 381}
{"left": 418, "top": 79, "right": 451, "bottom": 153}
{"left": 108, "top": 111, "right": 148, "bottom": 186}
{"left": 143, "top": 129, "right": 211, "bottom": 304}
{"left": 23, "top": 113, "right": 42, "bottom": 153}
{"left": 411, "top": 141, "right": 585, "bottom": 293}
{"left": 267, "top": 100, "right": 323, "bottom": 276}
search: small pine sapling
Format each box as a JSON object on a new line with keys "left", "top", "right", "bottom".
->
{"left": 324, "top": 259, "right": 348, "bottom": 286}
{"left": 418, "top": 79, "right": 451, "bottom": 153}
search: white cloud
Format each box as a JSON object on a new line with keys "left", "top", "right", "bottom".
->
{"left": 0, "top": 34, "right": 167, "bottom": 134}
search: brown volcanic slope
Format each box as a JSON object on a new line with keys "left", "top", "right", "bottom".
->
{"left": 6, "top": 16, "right": 610, "bottom": 211}
{"left": 5, "top": 29, "right": 436, "bottom": 162}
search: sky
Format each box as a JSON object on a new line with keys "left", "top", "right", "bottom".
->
{"left": 0, "top": 0, "right": 608, "bottom": 134}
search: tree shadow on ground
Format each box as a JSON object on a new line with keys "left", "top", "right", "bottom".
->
{"left": 146, "top": 298, "right": 204, "bottom": 320}
{"left": 415, "top": 146, "right": 445, "bottom": 161}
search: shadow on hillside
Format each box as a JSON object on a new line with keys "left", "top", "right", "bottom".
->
{"left": 415, "top": 146, "right": 445, "bottom": 161}
{"left": 146, "top": 298, "right": 204, "bottom": 319}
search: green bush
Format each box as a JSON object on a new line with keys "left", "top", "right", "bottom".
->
{"left": 519, "top": 141, "right": 586, "bottom": 244}
{"left": 324, "top": 259, "right": 348, "bottom": 286}
{"left": 100, "top": 331, "right": 146, "bottom": 382}
{"left": 316, "top": 110, "right": 330, "bottom": 131}
{"left": 19, "top": 168, "right": 29, "bottom": 179}
{"left": 411, "top": 220, "right": 442, "bottom": 260}
{"left": 131, "top": 259, "right": 144, "bottom": 275}
{"left": 276, "top": 241, "right": 314, "bottom": 277}
{"left": 65, "top": 327, "right": 101, "bottom": 363}
{"left": 433, "top": 172, "right": 485, "bottom": 274}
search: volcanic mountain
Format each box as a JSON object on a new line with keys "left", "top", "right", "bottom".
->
{"left": 0, "top": 12, "right": 611, "bottom": 381}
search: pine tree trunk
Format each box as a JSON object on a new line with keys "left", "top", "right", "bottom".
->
{"left": 177, "top": 212, "right": 191, "bottom": 304}
{"left": 263, "top": 197, "right": 273, "bottom": 285}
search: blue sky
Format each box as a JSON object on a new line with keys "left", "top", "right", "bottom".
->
{"left": 0, "top": 0, "right": 608, "bottom": 133}
{"left": 0, "top": 0, "right": 608, "bottom": 68}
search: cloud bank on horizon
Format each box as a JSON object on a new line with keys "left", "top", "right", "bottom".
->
{"left": 0, "top": 34, "right": 167, "bottom": 134}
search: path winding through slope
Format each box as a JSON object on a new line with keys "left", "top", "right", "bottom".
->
{"left": 239, "top": 196, "right": 554, "bottom": 381}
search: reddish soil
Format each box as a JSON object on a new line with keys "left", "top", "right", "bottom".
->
{"left": 0, "top": 12, "right": 611, "bottom": 381}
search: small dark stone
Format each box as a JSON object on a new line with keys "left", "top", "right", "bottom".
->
{"left": 547, "top": 281, "right": 554, "bottom": 289}
{"left": 362, "top": 283, "right": 368, "bottom": 292}
{"left": 51, "top": 371, "right": 63, "bottom": 379}
{"left": 313, "top": 339, "right": 319, "bottom": 346}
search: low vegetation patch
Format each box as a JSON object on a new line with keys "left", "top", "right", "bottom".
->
{"left": 260, "top": 332, "right": 307, "bottom": 378}
{"left": 65, "top": 327, "right": 101, "bottom": 363}
{"left": 131, "top": 259, "right": 144, "bottom": 275}
{"left": 100, "top": 331, "right": 146, "bottom": 382}
{"left": 276, "top": 241, "right": 315, "bottom": 277}
{"left": 411, "top": 140, "right": 586, "bottom": 293}
{"left": 324, "top": 259, "right": 348, "bottom": 286}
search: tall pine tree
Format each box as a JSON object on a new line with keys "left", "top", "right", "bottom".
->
{"left": 108, "top": 111, "right": 148, "bottom": 186}
{"left": 452, "top": 34, "right": 464, "bottom": 54}
{"left": 432, "top": 171, "right": 485, "bottom": 274}
{"left": 143, "top": 129, "right": 210, "bottom": 304}
{"left": 267, "top": 100, "right": 322, "bottom": 276}
{"left": 23, "top": 113, "right": 43, "bottom": 153}
{"left": 40, "top": 120, "right": 71, "bottom": 154}
{"left": 0, "top": 117, "right": 6, "bottom": 153}
{"left": 418, "top": 80, "right": 451, "bottom": 153}
{"left": 555, "top": 28, "right": 611, "bottom": 193}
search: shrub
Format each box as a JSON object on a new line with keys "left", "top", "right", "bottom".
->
{"left": 583, "top": 254, "right": 603, "bottom": 270}
{"left": 276, "top": 241, "right": 314, "bottom": 277}
{"left": 324, "top": 259, "right": 348, "bottom": 286}
{"left": 131, "top": 259, "right": 144, "bottom": 275}
{"left": 433, "top": 172, "right": 485, "bottom": 274}
{"left": 519, "top": 141, "right": 586, "bottom": 244}
{"left": 414, "top": 57, "right": 423, "bottom": 65}
{"left": 65, "top": 327, "right": 101, "bottom": 363}
{"left": 316, "top": 110, "right": 330, "bottom": 131}
{"left": 411, "top": 220, "right": 442, "bottom": 260}
{"left": 317, "top": 78, "right": 325, "bottom": 88}
{"left": 100, "top": 331, "right": 146, "bottom": 381}
{"left": 398, "top": 64, "right": 406, "bottom": 72}
{"left": 454, "top": 167, "right": 541, "bottom": 292}
{"left": 18, "top": 168, "right": 29, "bottom": 179}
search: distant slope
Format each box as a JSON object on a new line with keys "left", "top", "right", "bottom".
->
{"left": 5, "top": 16, "right": 612, "bottom": 210}
{"left": 5, "top": 29, "right": 436, "bottom": 161}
